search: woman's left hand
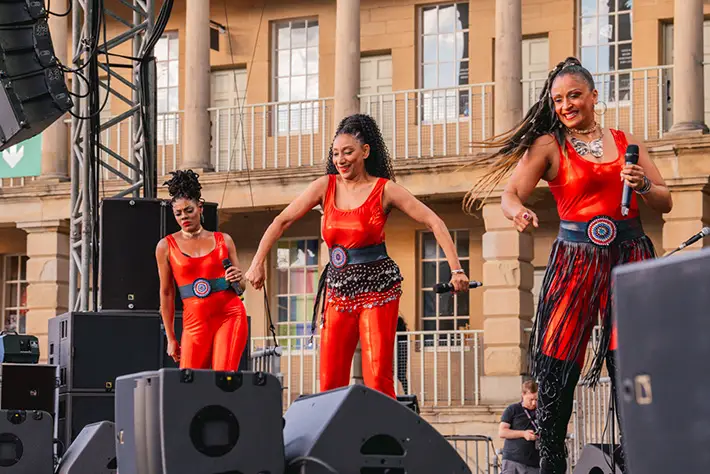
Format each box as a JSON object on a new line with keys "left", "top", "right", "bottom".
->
{"left": 620, "top": 163, "right": 647, "bottom": 190}
{"left": 450, "top": 271, "right": 470, "bottom": 293}
{"left": 225, "top": 266, "right": 242, "bottom": 284}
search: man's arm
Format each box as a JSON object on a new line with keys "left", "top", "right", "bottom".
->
{"left": 498, "top": 422, "right": 528, "bottom": 440}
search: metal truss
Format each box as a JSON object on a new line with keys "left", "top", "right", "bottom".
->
{"left": 69, "top": 0, "right": 157, "bottom": 311}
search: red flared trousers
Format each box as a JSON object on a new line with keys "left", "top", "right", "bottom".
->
{"left": 319, "top": 298, "right": 399, "bottom": 398}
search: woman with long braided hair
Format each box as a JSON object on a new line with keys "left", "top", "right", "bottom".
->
{"left": 246, "top": 114, "right": 470, "bottom": 397}
{"left": 464, "top": 58, "right": 672, "bottom": 473}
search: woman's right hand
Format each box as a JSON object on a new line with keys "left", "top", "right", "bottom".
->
{"left": 513, "top": 208, "right": 539, "bottom": 233}
{"left": 167, "top": 337, "right": 180, "bottom": 363}
{"left": 245, "top": 262, "right": 266, "bottom": 290}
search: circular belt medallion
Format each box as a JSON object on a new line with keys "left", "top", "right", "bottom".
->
{"left": 330, "top": 245, "right": 348, "bottom": 270}
{"left": 587, "top": 216, "right": 617, "bottom": 247}
{"left": 192, "top": 278, "right": 212, "bottom": 298}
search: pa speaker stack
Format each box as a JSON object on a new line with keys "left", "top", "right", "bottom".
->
{"left": 614, "top": 248, "right": 710, "bottom": 474}
{"left": 0, "top": 0, "right": 72, "bottom": 150}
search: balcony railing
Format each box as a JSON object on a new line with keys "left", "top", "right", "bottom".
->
{"left": 251, "top": 329, "right": 484, "bottom": 409}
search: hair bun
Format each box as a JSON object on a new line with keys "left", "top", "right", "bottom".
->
{"left": 163, "top": 169, "right": 202, "bottom": 201}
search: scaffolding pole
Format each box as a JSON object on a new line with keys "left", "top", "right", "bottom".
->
{"left": 69, "top": 0, "right": 157, "bottom": 311}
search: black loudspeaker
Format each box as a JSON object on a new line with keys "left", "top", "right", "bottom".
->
{"left": 0, "top": 363, "right": 56, "bottom": 418}
{"left": 0, "top": 8, "right": 72, "bottom": 150}
{"left": 0, "top": 409, "right": 54, "bottom": 473}
{"left": 159, "top": 314, "right": 252, "bottom": 371}
{"left": 114, "top": 371, "right": 159, "bottom": 474}
{"left": 99, "top": 198, "right": 219, "bottom": 311}
{"left": 57, "top": 392, "right": 114, "bottom": 450}
{"left": 613, "top": 248, "right": 710, "bottom": 474}
{"left": 0, "top": 331, "right": 40, "bottom": 363}
{"left": 572, "top": 444, "right": 623, "bottom": 473}
{"left": 283, "top": 385, "right": 471, "bottom": 474}
{"left": 49, "top": 311, "right": 162, "bottom": 393}
{"left": 56, "top": 421, "right": 117, "bottom": 474}
{"left": 118, "top": 369, "right": 285, "bottom": 474}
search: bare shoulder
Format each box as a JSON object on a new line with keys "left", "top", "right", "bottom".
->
{"left": 222, "top": 232, "right": 235, "bottom": 246}
{"left": 618, "top": 129, "right": 642, "bottom": 147}
{"left": 155, "top": 237, "right": 169, "bottom": 255}
{"left": 530, "top": 133, "right": 559, "bottom": 156}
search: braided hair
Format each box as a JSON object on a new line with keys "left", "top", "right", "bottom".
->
{"left": 326, "top": 114, "right": 395, "bottom": 181}
{"left": 164, "top": 169, "right": 203, "bottom": 203}
{"left": 463, "top": 57, "right": 596, "bottom": 213}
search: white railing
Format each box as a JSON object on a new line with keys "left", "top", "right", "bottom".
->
{"left": 523, "top": 65, "right": 674, "bottom": 141}
{"left": 251, "top": 329, "right": 484, "bottom": 409}
{"left": 359, "top": 83, "right": 495, "bottom": 160}
{"left": 208, "top": 98, "right": 334, "bottom": 172}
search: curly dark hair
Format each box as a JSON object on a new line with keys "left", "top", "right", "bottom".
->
{"left": 463, "top": 57, "right": 595, "bottom": 212}
{"left": 163, "top": 169, "right": 202, "bottom": 203}
{"left": 326, "top": 114, "right": 395, "bottom": 181}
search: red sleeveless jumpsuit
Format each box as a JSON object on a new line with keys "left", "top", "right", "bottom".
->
{"left": 319, "top": 175, "right": 401, "bottom": 398}
{"left": 543, "top": 129, "right": 641, "bottom": 363}
{"left": 166, "top": 232, "right": 248, "bottom": 370}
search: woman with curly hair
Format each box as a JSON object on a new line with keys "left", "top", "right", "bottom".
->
{"left": 155, "top": 170, "right": 248, "bottom": 370}
{"left": 245, "top": 114, "right": 470, "bottom": 397}
{"left": 464, "top": 57, "right": 672, "bottom": 474}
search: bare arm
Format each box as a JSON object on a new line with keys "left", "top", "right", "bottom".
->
{"left": 384, "top": 182, "right": 467, "bottom": 289}
{"left": 223, "top": 233, "right": 244, "bottom": 291}
{"left": 498, "top": 422, "right": 531, "bottom": 440}
{"left": 624, "top": 133, "right": 673, "bottom": 214}
{"left": 500, "top": 135, "right": 556, "bottom": 228}
{"left": 155, "top": 239, "right": 176, "bottom": 341}
{"left": 251, "top": 175, "right": 329, "bottom": 267}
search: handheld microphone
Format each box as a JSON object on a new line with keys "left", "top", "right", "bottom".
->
{"left": 620, "top": 144, "right": 640, "bottom": 217}
{"left": 433, "top": 281, "right": 483, "bottom": 293}
{"left": 665, "top": 227, "right": 710, "bottom": 257}
{"left": 222, "top": 258, "right": 244, "bottom": 296}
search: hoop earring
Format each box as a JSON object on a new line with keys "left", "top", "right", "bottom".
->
{"left": 594, "top": 101, "right": 607, "bottom": 116}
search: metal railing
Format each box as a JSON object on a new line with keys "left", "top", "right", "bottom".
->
{"left": 446, "top": 435, "right": 501, "bottom": 474}
{"left": 250, "top": 329, "right": 484, "bottom": 409}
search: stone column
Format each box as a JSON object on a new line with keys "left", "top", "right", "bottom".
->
{"left": 182, "top": 0, "right": 213, "bottom": 170}
{"left": 16, "top": 220, "right": 70, "bottom": 363}
{"left": 480, "top": 199, "right": 535, "bottom": 403}
{"left": 494, "top": 0, "right": 523, "bottom": 135}
{"left": 669, "top": 0, "right": 708, "bottom": 134}
{"left": 41, "top": 0, "right": 69, "bottom": 179}
{"left": 662, "top": 182, "right": 710, "bottom": 254}
{"left": 333, "top": 0, "right": 361, "bottom": 127}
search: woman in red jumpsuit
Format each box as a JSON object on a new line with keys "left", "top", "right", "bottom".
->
{"left": 245, "top": 114, "right": 470, "bottom": 398}
{"left": 464, "top": 58, "right": 672, "bottom": 474}
{"left": 155, "top": 170, "right": 249, "bottom": 370}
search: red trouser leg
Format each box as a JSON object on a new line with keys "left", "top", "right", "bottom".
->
{"left": 211, "top": 297, "right": 249, "bottom": 371}
{"left": 359, "top": 299, "right": 399, "bottom": 398}
{"left": 319, "top": 304, "right": 360, "bottom": 392}
{"left": 180, "top": 308, "right": 212, "bottom": 370}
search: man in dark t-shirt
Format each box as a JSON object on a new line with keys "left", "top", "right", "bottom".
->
{"left": 498, "top": 380, "right": 540, "bottom": 473}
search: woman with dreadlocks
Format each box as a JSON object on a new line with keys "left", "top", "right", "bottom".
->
{"left": 464, "top": 58, "right": 672, "bottom": 473}
{"left": 155, "top": 170, "right": 249, "bottom": 370}
{"left": 245, "top": 114, "right": 470, "bottom": 397}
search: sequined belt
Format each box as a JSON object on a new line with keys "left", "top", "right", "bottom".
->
{"left": 178, "top": 277, "right": 231, "bottom": 300}
{"left": 329, "top": 243, "right": 388, "bottom": 269}
{"left": 558, "top": 216, "right": 645, "bottom": 247}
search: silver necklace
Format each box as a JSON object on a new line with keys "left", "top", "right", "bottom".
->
{"left": 568, "top": 124, "right": 604, "bottom": 159}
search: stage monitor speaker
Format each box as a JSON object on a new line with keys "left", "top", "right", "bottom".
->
{"left": 99, "top": 198, "right": 218, "bottom": 311}
{"left": 613, "top": 248, "right": 710, "bottom": 474}
{"left": 49, "top": 311, "right": 162, "bottom": 393}
{"left": 114, "top": 371, "right": 159, "bottom": 474}
{"left": 56, "top": 421, "right": 117, "bottom": 474}
{"left": 125, "top": 369, "right": 285, "bottom": 474}
{"left": 0, "top": 409, "right": 54, "bottom": 473}
{"left": 57, "top": 392, "right": 114, "bottom": 451}
{"left": 0, "top": 363, "right": 57, "bottom": 418}
{"left": 0, "top": 10, "right": 72, "bottom": 150}
{"left": 283, "top": 385, "right": 471, "bottom": 474}
{"left": 572, "top": 444, "right": 623, "bottom": 474}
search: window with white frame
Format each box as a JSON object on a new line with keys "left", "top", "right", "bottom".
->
{"left": 156, "top": 33, "right": 179, "bottom": 144}
{"left": 2, "top": 255, "right": 28, "bottom": 333}
{"left": 579, "top": 0, "right": 632, "bottom": 103}
{"left": 273, "top": 19, "right": 319, "bottom": 134}
{"left": 420, "top": 3, "right": 469, "bottom": 122}
{"left": 420, "top": 230, "right": 469, "bottom": 342}
{"left": 276, "top": 238, "right": 320, "bottom": 349}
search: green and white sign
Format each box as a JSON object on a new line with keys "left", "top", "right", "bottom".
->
{"left": 0, "top": 133, "right": 42, "bottom": 178}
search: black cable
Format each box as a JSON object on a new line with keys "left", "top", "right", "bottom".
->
{"left": 47, "top": 0, "right": 72, "bottom": 17}
{"left": 287, "top": 456, "right": 339, "bottom": 474}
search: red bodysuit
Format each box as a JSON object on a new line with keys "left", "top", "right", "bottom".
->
{"left": 166, "top": 232, "right": 248, "bottom": 370}
{"left": 318, "top": 175, "right": 402, "bottom": 398}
